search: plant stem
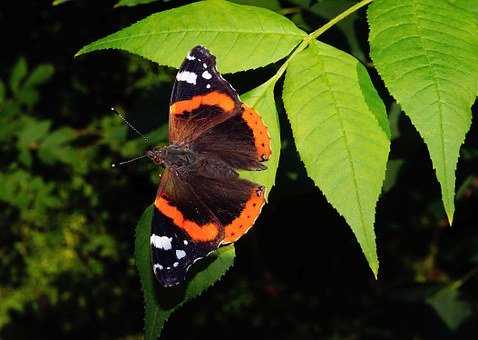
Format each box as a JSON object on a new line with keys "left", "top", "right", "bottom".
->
{"left": 458, "top": 266, "right": 478, "bottom": 287}
{"left": 309, "top": 0, "right": 373, "bottom": 41}
{"left": 273, "top": 0, "right": 373, "bottom": 81}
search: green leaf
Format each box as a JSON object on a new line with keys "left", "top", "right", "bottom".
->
{"left": 290, "top": 12, "right": 312, "bottom": 32}
{"left": 427, "top": 283, "right": 472, "bottom": 330}
{"left": 388, "top": 102, "right": 402, "bottom": 141}
{"left": 52, "top": 0, "right": 72, "bottom": 5}
{"left": 10, "top": 57, "right": 28, "bottom": 94}
{"left": 100, "top": 115, "right": 129, "bottom": 151}
{"left": 283, "top": 41, "right": 390, "bottom": 276}
{"left": 17, "top": 88, "right": 39, "bottom": 109}
{"left": 368, "top": 0, "right": 478, "bottom": 224}
{"left": 16, "top": 118, "right": 51, "bottom": 150}
{"left": 38, "top": 127, "right": 76, "bottom": 165}
{"left": 0, "top": 103, "right": 21, "bottom": 143}
{"left": 448, "top": 0, "right": 478, "bottom": 18}
{"left": 135, "top": 206, "right": 235, "bottom": 340}
{"left": 456, "top": 176, "right": 475, "bottom": 201}
{"left": 0, "top": 80, "right": 5, "bottom": 106}
{"left": 24, "top": 64, "right": 54, "bottom": 88}
{"left": 115, "top": 0, "right": 281, "bottom": 9}
{"left": 115, "top": 0, "right": 159, "bottom": 7}
{"left": 357, "top": 62, "right": 391, "bottom": 139}
{"left": 382, "top": 159, "right": 404, "bottom": 193}
{"left": 231, "top": 0, "right": 281, "bottom": 11}
{"left": 241, "top": 79, "right": 280, "bottom": 198}
{"left": 145, "top": 125, "right": 169, "bottom": 146}
{"left": 76, "top": 0, "right": 306, "bottom": 73}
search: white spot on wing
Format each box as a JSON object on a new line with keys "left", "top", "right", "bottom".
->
{"left": 203, "top": 63, "right": 207, "bottom": 68}
{"left": 183, "top": 240, "right": 188, "bottom": 245}
{"left": 176, "top": 249, "right": 186, "bottom": 259}
{"left": 206, "top": 84, "right": 211, "bottom": 89}
{"left": 150, "top": 234, "right": 172, "bottom": 250}
{"left": 173, "top": 262, "right": 179, "bottom": 267}
{"left": 153, "top": 264, "right": 163, "bottom": 273}
{"left": 186, "top": 54, "right": 195, "bottom": 60}
{"left": 176, "top": 71, "right": 197, "bottom": 85}
{"left": 202, "top": 70, "right": 212, "bottom": 80}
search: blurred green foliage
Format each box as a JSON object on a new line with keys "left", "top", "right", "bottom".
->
{"left": 0, "top": 57, "right": 113, "bottom": 327}
{"left": 0, "top": 54, "right": 168, "bottom": 333}
{"left": 1, "top": 0, "right": 478, "bottom": 339}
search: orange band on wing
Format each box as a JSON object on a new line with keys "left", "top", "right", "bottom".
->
{"left": 170, "top": 91, "right": 236, "bottom": 116}
{"left": 223, "top": 187, "right": 265, "bottom": 243}
{"left": 155, "top": 196, "right": 219, "bottom": 242}
{"left": 241, "top": 105, "right": 271, "bottom": 162}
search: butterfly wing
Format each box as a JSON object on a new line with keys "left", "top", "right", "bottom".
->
{"left": 170, "top": 45, "right": 272, "bottom": 169}
{"left": 169, "top": 45, "right": 241, "bottom": 144}
{"left": 192, "top": 104, "right": 271, "bottom": 170}
{"left": 151, "top": 169, "right": 223, "bottom": 287}
{"left": 188, "top": 171, "right": 266, "bottom": 244}
{"left": 151, "top": 167, "right": 266, "bottom": 287}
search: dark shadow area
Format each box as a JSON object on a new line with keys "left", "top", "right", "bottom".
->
{"left": 1, "top": 1, "right": 477, "bottom": 339}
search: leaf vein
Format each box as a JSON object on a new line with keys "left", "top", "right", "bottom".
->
{"left": 321, "top": 64, "right": 369, "bottom": 245}
{"left": 86, "top": 29, "right": 304, "bottom": 48}
{"left": 411, "top": 0, "right": 449, "bottom": 205}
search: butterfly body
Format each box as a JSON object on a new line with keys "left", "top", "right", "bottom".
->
{"left": 147, "top": 144, "right": 239, "bottom": 181}
{"left": 147, "top": 145, "right": 197, "bottom": 175}
{"left": 149, "top": 46, "right": 271, "bottom": 287}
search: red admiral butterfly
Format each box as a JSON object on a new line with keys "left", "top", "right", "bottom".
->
{"left": 146, "top": 46, "right": 271, "bottom": 287}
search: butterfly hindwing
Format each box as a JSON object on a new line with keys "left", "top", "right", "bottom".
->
{"left": 151, "top": 170, "right": 223, "bottom": 287}
{"left": 151, "top": 166, "right": 266, "bottom": 286}
{"left": 192, "top": 104, "right": 271, "bottom": 171}
{"left": 187, "top": 171, "right": 266, "bottom": 244}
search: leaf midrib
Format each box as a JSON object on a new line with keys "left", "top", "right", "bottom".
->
{"left": 313, "top": 55, "right": 370, "bottom": 250}
{"left": 409, "top": 0, "right": 450, "bottom": 208}
{"left": 83, "top": 29, "right": 305, "bottom": 48}
{"left": 244, "top": 80, "right": 275, "bottom": 106}
{"left": 146, "top": 306, "right": 161, "bottom": 340}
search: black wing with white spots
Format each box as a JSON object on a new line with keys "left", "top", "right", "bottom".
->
{"left": 170, "top": 45, "right": 239, "bottom": 104}
{"left": 150, "top": 207, "right": 221, "bottom": 287}
{"left": 168, "top": 46, "right": 242, "bottom": 143}
{"left": 151, "top": 170, "right": 223, "bottom": 287}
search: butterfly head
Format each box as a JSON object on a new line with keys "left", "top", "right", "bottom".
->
{"left": 147, "top": 145, "right": 197, "bottom": 169}
{"left": 146, "top": 147, "right": 167, "bottom": 166}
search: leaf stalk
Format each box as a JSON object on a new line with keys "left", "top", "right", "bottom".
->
{"left": 273, "top": 0, "right": 373, "bottom": 81}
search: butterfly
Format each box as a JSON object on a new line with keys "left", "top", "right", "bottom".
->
{"left": 146, "top": 46, "right": 271, "bottom": 287}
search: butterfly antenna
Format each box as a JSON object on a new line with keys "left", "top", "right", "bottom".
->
{"left": 110, "top": 107, "right": 150, "bottom": 144}
{"left": 112, "top": 154, "right": 148, "bottom": 168}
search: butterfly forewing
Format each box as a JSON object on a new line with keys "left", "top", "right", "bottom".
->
{"left": 168, "top": 46, "right": 241, "bottom": 144}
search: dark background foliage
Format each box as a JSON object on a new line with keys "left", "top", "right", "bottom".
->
{"left": 1, "top": 0, "right": 477, "bottom": 339}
